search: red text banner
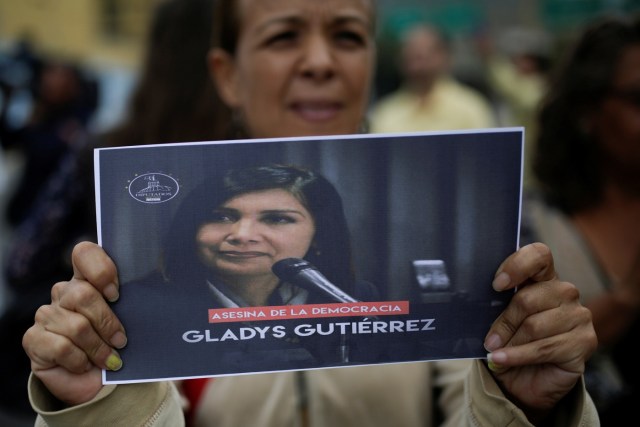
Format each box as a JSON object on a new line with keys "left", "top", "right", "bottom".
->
{"left": 209, "top": 301, "right": 410, "bottom": 323}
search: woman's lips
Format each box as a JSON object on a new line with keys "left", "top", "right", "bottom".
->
{"left": 291, "top": 101, "right": 342, "bottom": 122}
{"left": 219, "top": 251, "right": 267, "bottom": 259}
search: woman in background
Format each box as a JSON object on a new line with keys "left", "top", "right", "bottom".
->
{"left": 0, "top": 0, "right": 227, "bottom": 418}
{"left": 523, "top": 14, "right": 640, "bottom": 426}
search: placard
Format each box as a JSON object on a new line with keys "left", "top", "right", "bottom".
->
{"left": 95, "top": 128, "right": 523, "bottom": 383}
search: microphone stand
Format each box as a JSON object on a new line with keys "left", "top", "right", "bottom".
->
{"left": 340, "top": 332, "right": 350, "bottom": 363}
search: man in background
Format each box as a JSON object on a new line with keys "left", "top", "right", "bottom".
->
{"left": 369, "top": 24, "right": 495, "bottom": 133}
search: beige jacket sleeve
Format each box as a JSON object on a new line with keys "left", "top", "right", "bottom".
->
{"left": 29, "top": 374, "right": 184, "bottom": 427}
{"left": 439, "top": 360, "right": 599, "bottom": 427}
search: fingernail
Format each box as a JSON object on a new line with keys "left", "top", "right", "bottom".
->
{"left": 105, "top": 352, "right": 123, "bottom": 371}
{"left": 487, "top": 358, "right": 503, "bottom": 372}
{"left": 110, "top": 331, "right": 127, "bottom": 349}
{"left": 492, "top": 272, "right": 511, "bottom": 291}
{"left": 487, "top": 351, "right": 507, "bottom": 366}
{"left": 104, "top": 283, "right": 119, "bottom": 302}
{"left": 484, "top": 333, "right": 502, "bottom": 352}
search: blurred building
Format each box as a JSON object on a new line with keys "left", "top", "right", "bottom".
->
{"left": 374, "top": 0, "right": 639, "bottom": 99}
{"left": 0, "top": 0, "right": 166, "bottom": 133}
{"left": 0, "top": 0, "right": 158, "bottom": 67}
{"left": 0, "top": 0, "right": 636, "bottom": 77}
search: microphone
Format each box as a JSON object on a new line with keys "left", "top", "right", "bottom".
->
{"left": 272, "top": 258, "right": 360, "bottom": 304}
{"left": 272, "top": 257, "right": 359, "bottom": 363}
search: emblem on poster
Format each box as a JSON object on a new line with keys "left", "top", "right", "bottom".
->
{"left": 127, "top": 172, "right": 179, "bottom": 204}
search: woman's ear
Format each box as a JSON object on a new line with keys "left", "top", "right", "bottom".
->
{"left": 208, "top": 48, "right": 240, "bottom": 108}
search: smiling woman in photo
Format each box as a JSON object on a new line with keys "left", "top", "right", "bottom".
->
{"left": 162, "top": 164, "right": 355, "bottom": 308}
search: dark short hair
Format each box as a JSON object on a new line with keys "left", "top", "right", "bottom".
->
{"left": 534, "top": 15, "right": 640, "bottom": 214}
{"left": 162, "top": 164, "right": 355, "bottom": 293}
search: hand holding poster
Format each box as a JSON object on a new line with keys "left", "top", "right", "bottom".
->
{"left": 94, "top": 129, "right": 523, "bottom": 384}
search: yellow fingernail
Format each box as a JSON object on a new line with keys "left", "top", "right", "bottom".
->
{"left": 487, "top": 359, "right": 501, "bottom": 372}
{"left": 487, "top": 352, "right": 507, "bottom": 373}
{"left": 106, "top": 353, "right": 123, "bottom": 371}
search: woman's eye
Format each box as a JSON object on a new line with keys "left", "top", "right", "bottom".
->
{"left": 262, "top": 214, "right": 296, "bottom": 225}
{"left": 208, "top": 211, "right": 235, "bottom": 223}
{"left": 266, "top": 30, "right": 298, "bottom": 47}
{"left": 335, "top": 30, "right": 365, "bottom": 47}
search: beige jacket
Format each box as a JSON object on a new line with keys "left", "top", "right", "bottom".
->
{"left": 29, "top": 359, "right": 598, "bottom": 427}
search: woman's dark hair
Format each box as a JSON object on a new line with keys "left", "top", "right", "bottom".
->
{"left": 212, "top": 0, "right": 240, "bottom": 55}
{"left": 162, "top": 164, "right": 355, "bottom": 294}
{"left": 534, "top": 15, "right": 640, "bottom": 214}
{"left": 105, "top": 0, "right": 229, "bottom": 148}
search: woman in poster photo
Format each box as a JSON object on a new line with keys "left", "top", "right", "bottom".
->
{"left": 124, "top": 163, "right": 383, "bottom": 373}
{"left": 88, "top": 163, "right": 386, "bottom": 381}
{"left": 22, "top": 0, "right": 598, "bottom": 426}
{"left": 165, "top": 164, "right": 356, "bottom": 309}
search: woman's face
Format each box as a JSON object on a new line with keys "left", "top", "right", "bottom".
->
{"left": 196, "top": 189, "right": 316, "bottom": 281}
{"left": 590, "top": 44, "right": 640, "bottom": 184}
{"left": 210, "top": 0, "right": 375, "bottom": 138}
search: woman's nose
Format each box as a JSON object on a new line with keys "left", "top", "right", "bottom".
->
{"left": 300, "top": 34, "right": 336, "bottom": 81}
{"left": 227, "top": 219, "right": 259, "bottom": 242}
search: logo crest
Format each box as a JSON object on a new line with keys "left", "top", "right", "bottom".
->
{"left": 128, "top": 173, "right": 179, "bottom": 204}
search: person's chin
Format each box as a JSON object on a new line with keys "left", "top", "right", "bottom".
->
{"left": 287, "top": 119, "right": 356, "bottom": 137}
{"left": 217, "top": 265, "right": 269, "bottom": 278}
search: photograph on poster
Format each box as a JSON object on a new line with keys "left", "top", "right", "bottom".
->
{"left": 94, "top": 128, "right": 523, "bottom": 384}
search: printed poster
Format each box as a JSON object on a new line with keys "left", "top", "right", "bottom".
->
{"left": 95, "top": 128, "right": 523, "bottom": 384}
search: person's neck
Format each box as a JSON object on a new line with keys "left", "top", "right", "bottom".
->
{"left": 219, "top": 274, "right": 280, "bottom": 306}
{"left": 406, "top": 77, "right": 437, "bottom": 97}
{"left": 572, "top": 184, "right": 640, "bottom": 281}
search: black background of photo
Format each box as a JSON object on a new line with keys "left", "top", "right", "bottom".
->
{"left": 97, "top": 129, "right": 522, "bottom": 303}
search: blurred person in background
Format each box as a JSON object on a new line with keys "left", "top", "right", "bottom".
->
{"left": 0, "top": 48, "right": 98, "bottom": 426}
{"left": 0, "top": 35, "right": 44, "bottom": 135}
{"left": 0, "top": 0, "right": 227, "bottom": 420}
{"left": 0, "top": 36, "right": 43, "bottom": 236}
{"left": 478, "top": 26, "right": 552, "bottom": 190}
{"left": 0, "top": 57, "right": 98, "bottom": 227}
{"left": 20, "top": 1, "right": 599, "bottom": 426}
{"left": 521, "top": 14, "right": 640, "bottom": 426}
{"left": 369, "top": 23, "right": 496, "bottom": 134}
